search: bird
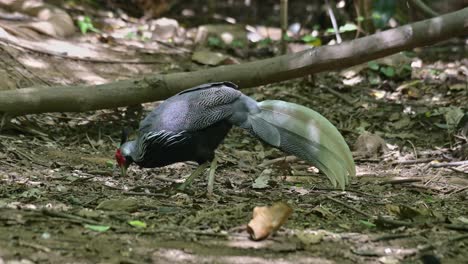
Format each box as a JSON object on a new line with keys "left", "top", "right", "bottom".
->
{"left": 115, "top": 82, "right": 355, "bottom": 195}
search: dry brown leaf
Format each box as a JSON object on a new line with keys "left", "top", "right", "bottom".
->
{"left": 354, "top": 131, "right": 387, "bottom": 158}
{"left": 0, "top": 0, "right": 74, "bottom": 39}
{"left": 247, "top": 202, "right": 293, "bottom": 241}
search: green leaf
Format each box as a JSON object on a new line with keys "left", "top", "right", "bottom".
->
{"left": 258, "top": 37, "right": 272, "bottom": 46}
{"left": 106, "top": 160, "right": 115, "bottom": 168}
{"left": 359, "top": 220, "right": 376, "bottom": 228}
{"left": 301, "top": 35, "right": 321, "bottom": 46}
{"left": 231, "top": 39, "right": 245, "bottom": 48}
{"left": 207, "top": 36, "right": 222, "bottom": 47}
{"left": 282, "top": 33, "right": 293, "bottom": 41}
{"left": 367, "top": 61, "right": 380, "bottom": 71}
{"left": 128, "top": 220, "right": 147, "bottom": 228}
{"left": 84, "top": 224, "right": 110, "bottom": 232}
{"left": 301, "top": 35, "right": 318, "bottom": 43}
{"left": 380, "top": 66, "right": 395, "bottom": 77}
{"left": 339, "top": 23, "right": 357, "bottom": 32}
{"left": 77, "top": 16, "right": 100, "bottom": 34}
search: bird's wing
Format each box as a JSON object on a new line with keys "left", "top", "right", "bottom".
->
{"left": 133, "top": 130, "right": 190, "bottom": 163}
{"left": 140, "top": 82, "right": 242, "bottom": 133}
{"left": 176, "top": 82, "right": 238, "bottom": 95}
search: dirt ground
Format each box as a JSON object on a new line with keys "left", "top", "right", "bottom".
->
{"left": 0, "top": 4, "right": 468, "bottom": 263}
{"left": 1, "top": 68, "right": 467, "bottom": 263}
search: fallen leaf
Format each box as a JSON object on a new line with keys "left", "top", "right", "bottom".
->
{"left": 247, "top": 202, "right": 293, "bottom": 241}
{"left": 96, "top": 198, "right": 139, "bottom": 212}
{"left": 128, "top": 220, "right": 147, "bottom": 228}
{"left": 296, "top": 230, "right": 325, "bottom": 245}
{"left": 354, "top": 132, "right": 387, "bottom": 157}
{"left": 192, "top": 50, "right": 229, "bottom": 66}
{"left": 310, "top": 205, "right": 336, "bottom": 219}
{"left": 252, "top": 169, "right": 272, "bottom": 189}
{"left": 84, "top": 224, "right": 110, "bottom": 232}
{"left": 359, "top": 220, "right": 376, "bottom": 228}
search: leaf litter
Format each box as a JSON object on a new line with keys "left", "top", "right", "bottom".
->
{"left": 0, "top": 4, "right": 467, "bottom": 263}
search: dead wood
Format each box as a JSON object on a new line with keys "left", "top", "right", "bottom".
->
{"left": 0, "top": 8, "right": 467, "bottom": 116}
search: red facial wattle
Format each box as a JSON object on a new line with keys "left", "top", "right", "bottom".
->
{"left": 115, "top": 149, "right": 126, "bottom": 166}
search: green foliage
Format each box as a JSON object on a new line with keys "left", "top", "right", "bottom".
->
{"left": 231, "top": 39, "right": 245, "bottom": 48}
{"left": 77, "top": 16, "right": 100, "bottom": 34}
{"left": 367, "top": 60, "right": 411, "bottom": 80}
{"left": 207, "top": 36, "right": 223, "bottom": 47}
{"left": 367, "top": 61, "right": 380, "bottom": 71}
{"left": 258, "top": 37, "right": 273, "bottom": 47}
{"left": 282, "top": 33, "right": 293, "bottom": 42}
{"left": 326, "top": 23, "right": 357, "bottom": 33}
{"left": 379, "top": 66, "right": 395, "bottom": 78}
{"left": 207, "top": 36, "right": 245, "bottom": 49}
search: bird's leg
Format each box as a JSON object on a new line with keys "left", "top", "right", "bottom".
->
{"left": 207, "top": 156, "right": 218, "bottom": 197}
{"left": 177, "top": 162, "right": 209, "bottom": 191}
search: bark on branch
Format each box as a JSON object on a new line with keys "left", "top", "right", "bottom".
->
{"left": 0, "top": 8, "right": 467, "bottom": 116}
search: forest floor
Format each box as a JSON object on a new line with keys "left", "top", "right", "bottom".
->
{"left": 1, "top": 2, "right": 468, "bottom": 263}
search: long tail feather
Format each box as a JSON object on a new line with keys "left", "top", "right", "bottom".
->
{"left": 249, "top": 100, "right": 355, "bottom": 189}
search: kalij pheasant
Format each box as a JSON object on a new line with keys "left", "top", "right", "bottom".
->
{"left": 115, "top": 82, "right": 355, "bottom": 194}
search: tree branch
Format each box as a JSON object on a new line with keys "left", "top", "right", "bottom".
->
{"left": 0, "top": 8, "right": 467, "bottom": 116}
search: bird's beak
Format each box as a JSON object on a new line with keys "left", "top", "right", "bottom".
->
{"left": 120, "top": 164, "right": 127, "bottom": 177}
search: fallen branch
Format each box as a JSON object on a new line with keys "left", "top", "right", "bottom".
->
{"left": 430, "top": 160, "right": 468, "bottom": 168}
{"left": 0, "top": 8, "right": 467, "bottom": 115}
{"left": 379, "top": 178, "right": 422, "bottom": 185}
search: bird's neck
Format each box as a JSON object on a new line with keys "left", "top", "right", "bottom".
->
{"left": 121, "top": 140, "right": 139, "bottom": 161}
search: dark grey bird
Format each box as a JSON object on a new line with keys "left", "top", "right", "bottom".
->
{"left": 115, "top": 82, "right": 355, "bottom": 194}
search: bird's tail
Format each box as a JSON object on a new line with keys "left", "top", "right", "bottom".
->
{"left": 248, "top": 100, "right": 355, "bottom": 189}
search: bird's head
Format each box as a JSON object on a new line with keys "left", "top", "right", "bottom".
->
{"left": 115, "top": 128, "right": 134, "bottom": 177}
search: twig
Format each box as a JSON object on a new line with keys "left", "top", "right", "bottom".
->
{"left": 424, "top": 174, "right": 440, "bottom": 186}
{"left": 259, "top": 155, "right": 297, "bottom": 167}
{"left": 115, "top": 227, "right": 228, "bottom": 237}
{"left": 409, "top": 0, "right": 439, "bottom": 17}
{"left": 17, "top": 240, "right": 51, "bottom": 252}
{"left": 279, "top": 92, "right": 316, "bottom": 106}
{"left": 372, "top": 233, "right": 412, "bottom": 242}
{"left": 70, "top": 175, "right": 95, "bottom": 184}
{"left": 280, "top": 0, "right": 288, "bottom": 54}
{"left": 375, "top": 216, "right": 413, "bottom": 227}
{"left": 406, "top": 140, "right": 418, "bottom": 159}
{"left": 322, "top": 86, "right": 358, "bottom": 106}
{"left": 379, "top": 178, "right": 422, "bottom": 185}
{"left": 449, "top": 167, "right": 468, "bottom": 175}
{"left": 325, "top": 0, "right": 342, "bottom": 43}
{"left": 430, "top": 160, "right": 468, "bottom": 168}
{"left": 443, "top": 224, "right": 468, "bottom": 232}
{"left": 391, "top": 158, "right": 434, "bottom": 165}
{"left": 123, "top": 191, "right": 169, "bottom": 198}
{"left": 41, "top": 209, "right": 103, "bottom": 225}
{"left": 153, "top": 175, "right": 180, "bottom": 183}
{"left": 447, "top": 185, "right": 468, "bottom": 195}
{"left": 325, "top": 195, "right": 371, "bottom": 218}
{"left": 311, "top": 187, "right": 382, "bottom": 198}
{"left": 86, "top": 133, "right": 97, "bottom": 151}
